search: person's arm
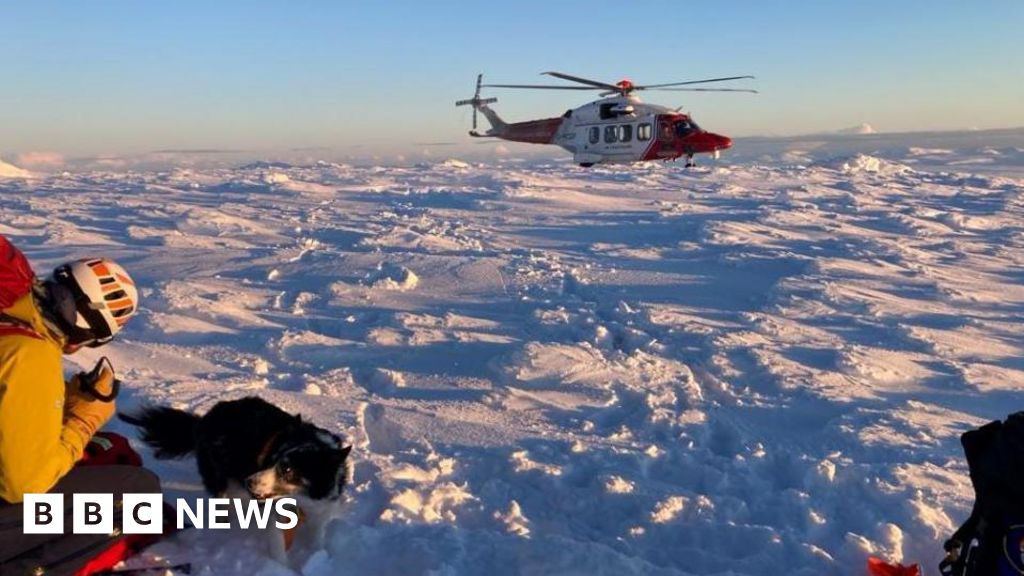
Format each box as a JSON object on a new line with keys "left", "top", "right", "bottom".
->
{"left": 0, "top": 338, "right": 113, "bottom": 502}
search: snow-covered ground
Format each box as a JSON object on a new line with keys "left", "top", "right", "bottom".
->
{"left": 2, "top": 130, "right": 1023, "bottom": 575}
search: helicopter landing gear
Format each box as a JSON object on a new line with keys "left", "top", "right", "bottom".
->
{"left": 579, "top": 162, "right": 594, "bottom": 168}
{"left": 684, "top": 154, "right": 695, "bottom": 168}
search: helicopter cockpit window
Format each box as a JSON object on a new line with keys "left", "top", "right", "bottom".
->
{"left": 604, "top": 125, "right": 618, "bottom": 143}
{"left": 618, "top": 124, "right": 633, "bottom": 142}
{"left": 675, "top": 120, "right": 700, "bottom": 137}
{"left": 638, "top": 123, "right": 652, "bottom": 141}
{"left": 589, "top": 126, "right": 600, "bottom": 144}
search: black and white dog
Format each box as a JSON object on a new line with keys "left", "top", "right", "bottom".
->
{"left": 119, "top": 396, "right": 352, "bottom": 560}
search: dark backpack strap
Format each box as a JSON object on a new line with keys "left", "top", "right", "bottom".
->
{"left": 941, "top": 513, "right": 987, "bottom": 576}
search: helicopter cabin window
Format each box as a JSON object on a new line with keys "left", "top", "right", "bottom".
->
{"left": 638, "top": 123, "right": 652, "bottom": 141}
{"left": 618, "top": 124, "right": 633, "bottom": 142}
{"left": 589, "top": 127, "right": 600, "bottom": 144}
{"left": 604, "top": 125, "right": 618, "bottom": 143}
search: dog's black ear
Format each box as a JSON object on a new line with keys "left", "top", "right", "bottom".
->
{"left": 294, "top": 413, "right": 303, "bottom": 422}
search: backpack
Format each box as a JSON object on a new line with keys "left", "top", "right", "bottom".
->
{"left": 0, "top": 234, "right": 41, "bottom": 339}
{"left": 0, "top": 235, "right": 36, "bottom": 310}
{"left": 941, "top": 412, "right": 1024, "bottom": 575}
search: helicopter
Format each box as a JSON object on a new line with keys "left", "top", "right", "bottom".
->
{"left": 456, "top": 71, "right": 756, "bottom": 168}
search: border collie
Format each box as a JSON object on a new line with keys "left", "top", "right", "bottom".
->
{"left": 119, "top": 396, "right": 352, "bottom": 560}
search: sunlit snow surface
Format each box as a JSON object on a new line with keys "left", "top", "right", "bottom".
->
{"left": 2, "top": 131, "right": 1023, "bottom": 575}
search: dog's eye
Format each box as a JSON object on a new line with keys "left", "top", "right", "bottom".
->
{"left": 280, "top": 464, "right": 293, "bottom": 475}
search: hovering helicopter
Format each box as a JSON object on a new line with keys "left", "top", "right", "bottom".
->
{"left": 456, "top": 71, "right": 756, "bottom": 167}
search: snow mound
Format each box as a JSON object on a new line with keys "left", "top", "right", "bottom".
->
{"left": 367, "top": 368, "right": 407, "bottom": 394}
{"left": 907, "top": 147, "right": 953, "bottom": 156}
{"left": 262, "top": 172, "right": 291, "bottom": 185}
{"left": 0, "top": 159, "right": 33, "bottom": 179}
{"left": 367, "top": 262, "right": 419, "bottom": 291}
{"left": 439, "top": 159, "right": 471, "bottom": 169}
{"left": 828, "top": 154, "right": 914, "bottom": 176}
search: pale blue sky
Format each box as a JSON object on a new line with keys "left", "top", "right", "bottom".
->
{"left": 2, "top": 1, "right": 1022, "bottom": 162}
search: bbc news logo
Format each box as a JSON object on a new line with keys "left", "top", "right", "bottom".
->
{"left": 23, "top": 493, "right": 299, "bottom": 534}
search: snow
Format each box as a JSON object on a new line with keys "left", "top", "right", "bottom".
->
{"left": 366, "top": 262, "right": 419, "bottom": 291}
{"left": 2, "top": 129, "right": 1023, "bottom": 575}
{"left": 827, "top": 154, "right": 914, "bottom": 176}
{"left": 262, "top": 172, "right": 292, "bottom": 185}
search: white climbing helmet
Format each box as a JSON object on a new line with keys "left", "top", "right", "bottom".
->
{"left": 52, "top": 258, "right": 138, "bottom": 346}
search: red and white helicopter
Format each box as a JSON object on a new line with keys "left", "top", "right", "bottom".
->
{"left": 456, "top": 71, "right": 756, "bottom": 167}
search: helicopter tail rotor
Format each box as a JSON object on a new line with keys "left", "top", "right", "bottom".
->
{"left": 456, "top": 74, "right": 498, "bottom": 132}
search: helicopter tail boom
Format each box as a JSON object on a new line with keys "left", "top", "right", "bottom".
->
{"left": 472, "top": 104, "right": 507, "bottom": 137}
{"left": 488, "top": 116, "right": 563, "bottom": 144}
{"left": 457, "top": 73, "right": 563, "bottom": 142}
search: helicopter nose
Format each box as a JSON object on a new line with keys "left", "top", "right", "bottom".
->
{"left": 710, "top": 133, "right": 732, "bottom": 150}
{"left": 682, "top": 131, "right": 732, "bottom": 153}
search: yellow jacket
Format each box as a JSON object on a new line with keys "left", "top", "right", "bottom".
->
{"left": 0, "top": 293, "right": 95, "bottom": 503}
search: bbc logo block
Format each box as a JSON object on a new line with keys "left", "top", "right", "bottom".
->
{"left": 23, "top": 494, "right": 64, "bottom": 534}
{"left": 23, "top": 493, "right": 163, "bottom": 535}
{"left": 72, "top": 494, "right": 113, "bottom": 534}
{"left": 123, "top": 493, "right": 165, "bottom": 534}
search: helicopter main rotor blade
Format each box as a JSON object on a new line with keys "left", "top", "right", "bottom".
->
{"left": 637, "top": 76, "right": 755, "bottom": 89}
{"left": 654, "top": 87, "right": 759, "bottom": 93}
{"left": 482, "top": 84, "right": 601, "bottom": 90}
{"left": 542, "top": 71, "right": 621, "bottom": 91}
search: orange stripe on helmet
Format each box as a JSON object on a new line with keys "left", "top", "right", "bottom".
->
{"left": 107, "top": 298, "right": 135, "bottom": 310}
{"left": 89, "top": 262, "right": 111, "bottom": 277}
{"left": 114, "top": 273, "right": 135, "bottom": 287}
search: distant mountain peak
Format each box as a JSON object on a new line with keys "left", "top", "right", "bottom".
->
{"left": 0, "top": 159, "right": 33, "bottom": 179}
{"left": 835, "top": 123, "right": 877, "bottom": 135}
{"left": 240, "top": 160, "right": 293, "bottom": 170}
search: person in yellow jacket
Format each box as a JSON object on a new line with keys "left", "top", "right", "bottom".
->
{"left": 0, "top": 252, "right": 161, "bottom": 574}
